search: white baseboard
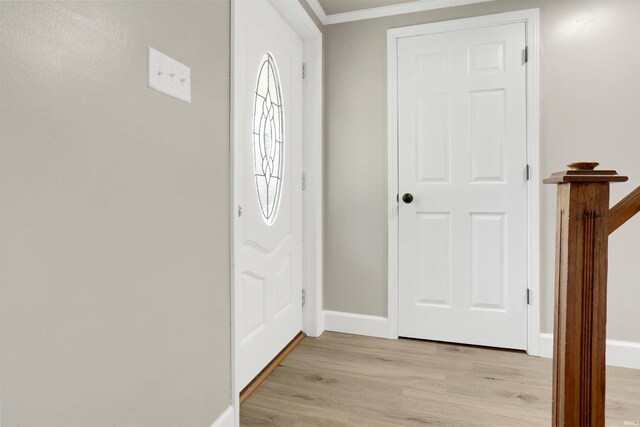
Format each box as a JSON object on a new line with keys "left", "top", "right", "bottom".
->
{"left": 538, "top": 333, "right": 554, "bottom": 358}
{"left": 323, "top": 310, "right": 390, "bottom": 338}
{"left": 539, "top": 333, "right": 640, "bottom": 370}
{"left": 210, "top": 405, "right": 234, "bottom": 427}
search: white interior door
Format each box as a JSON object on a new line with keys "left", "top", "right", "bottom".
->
{"left": 234, "top": 0, "right": 304, "bottom": 389}
{"left": 397, "top": 23, "right": 528, "bottom": 349}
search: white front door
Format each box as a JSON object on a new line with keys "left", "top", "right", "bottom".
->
{"left": 234, "top": 0, "right": 304, "bottom": 389}
{"left": 397, "top": 22, "right": 528, "bottom": 349}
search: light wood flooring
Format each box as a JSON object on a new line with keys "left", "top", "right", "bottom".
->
{"left": 241, "top": 332, "right": 640, "bottom": 426}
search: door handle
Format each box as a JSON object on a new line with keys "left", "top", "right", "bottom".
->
{"left": 402, "top": 193, "right": 414, "bottom": 204}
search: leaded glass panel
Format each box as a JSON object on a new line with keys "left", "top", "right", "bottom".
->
{"left": 253, "top": 53, "right": 284, "bottom": 225}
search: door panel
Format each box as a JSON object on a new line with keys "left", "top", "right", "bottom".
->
{"left": 417, "top": 213, "right": 451, "bottom": 307}
{"left": 235, "top": 0, "right": 304, "bottom": 390}
{"left": 416, "top": 94, "right": 450, "bottom": 183}
{"left": 398, "top": 23, "right": 528, "bottom": 350}
{"left": 470, "top": 213, "right": 506, "bottom": 310}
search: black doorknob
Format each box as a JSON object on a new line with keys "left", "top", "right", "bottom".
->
{"left": 402, "top": 193, "right": 413, "bottom": 204}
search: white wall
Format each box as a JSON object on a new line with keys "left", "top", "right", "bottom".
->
{"left": 323, "top": 0, "right": 640, "bottom": 342}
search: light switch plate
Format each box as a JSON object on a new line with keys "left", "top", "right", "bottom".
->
{"left": 148, "top": 47, "right": 191, "bottom": 103}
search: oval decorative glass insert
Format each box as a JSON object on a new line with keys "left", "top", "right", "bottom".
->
{"left": 253, "top": 53, "right": 284, "bottom": 225}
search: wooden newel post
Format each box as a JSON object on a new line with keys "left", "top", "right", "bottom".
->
{"left": 544, "top": 162, "right": 627, "bottom": 427}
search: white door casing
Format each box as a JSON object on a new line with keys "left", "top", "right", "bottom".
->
{"left": 234, "top": 0, "right": 304, "bottom": 390}
{"left": 395, "top": 20, "right": 530, "bottom": 349}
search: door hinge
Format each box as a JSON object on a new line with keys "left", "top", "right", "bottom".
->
{"left": 524, "top": 46, "right": 529, "bottom": 64}
{"left": 302, "top": 63, "right": 306, "bottom": 79}
{"left": 526, "top": 164, "right": 531, "bottom": 181}
{"left": 302, "top": 173, "right": 307, "bottom": 190}
{"left": 527, "top": 288, "right": 531, "bottom": 305}
{"left": 237, "top": 205, "right": 243, "bottom": 217}
{"left": 302, "top": 289, "right": 306, "bottom": 307}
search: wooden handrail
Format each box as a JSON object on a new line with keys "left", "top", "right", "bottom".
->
{"left": 609, "top": 185, "right": 640, "bottom": 235}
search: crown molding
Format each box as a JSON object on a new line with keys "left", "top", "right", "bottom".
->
{"left": 305, "top": 0, "right": 329, "bottom": 25}
{"left": 306, "top": 0, "right": 496, "bottom": 25}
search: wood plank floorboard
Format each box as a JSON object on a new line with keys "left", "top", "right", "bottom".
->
{"left": 240, "top": 332, "right": 640, "bottom": 426}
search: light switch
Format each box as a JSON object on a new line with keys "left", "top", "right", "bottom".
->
{"left": 148, "top": 47, "right": 191, "bottom": 103}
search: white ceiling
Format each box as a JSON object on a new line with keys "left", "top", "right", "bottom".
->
{"left": 308, "top": 0, "right": 496, "bottom": 25}
{"left": 317, "top": 0, "right": 418, "bottom": 15}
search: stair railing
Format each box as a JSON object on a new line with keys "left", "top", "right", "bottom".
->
{"left": 609, "top": 185, "right": 640, "bottom": 235}
{"left": 544, "top": 162, "right": 638, "bottom": 427}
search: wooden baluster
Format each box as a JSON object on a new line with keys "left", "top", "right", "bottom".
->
{"left": 544, "top": 163, "right": 627, "bottom": 427}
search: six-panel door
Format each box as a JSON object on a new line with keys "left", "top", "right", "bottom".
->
{"left": 398, "top": 23, "right": 528, "bottom": 349}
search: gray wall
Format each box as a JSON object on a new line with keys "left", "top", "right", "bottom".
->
{"left": 0, "top": 2, "right": 231, "bottom": 426}
{"left": 323, "top": 0, "right": 640, "bottom": 341}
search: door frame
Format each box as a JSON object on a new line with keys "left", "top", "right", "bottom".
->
{"left": 386, "top": 9, "right": 540, "bottom": 354}
{"left": 231, "top": 0, "right": 323, "bottom": 424}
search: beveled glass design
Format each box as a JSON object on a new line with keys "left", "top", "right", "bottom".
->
{"left": 253, "top": 53, "right": 284, "bottom": 225}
